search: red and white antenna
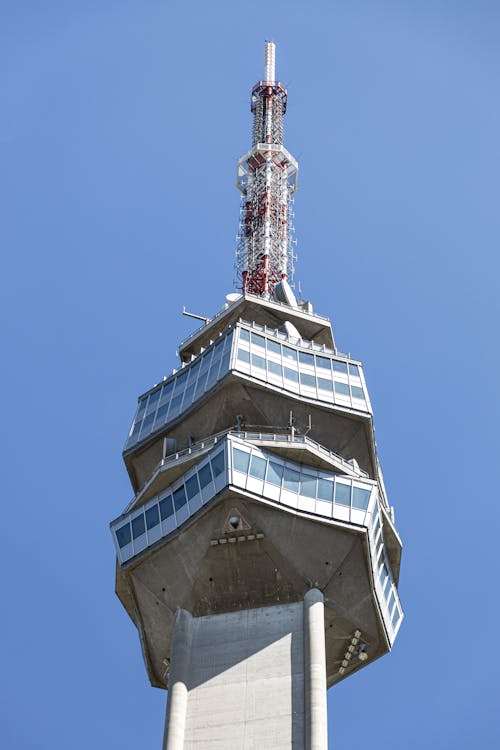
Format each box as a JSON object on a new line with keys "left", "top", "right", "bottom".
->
{"left": 235, "top": 42, "right": 298, "bottom": 297}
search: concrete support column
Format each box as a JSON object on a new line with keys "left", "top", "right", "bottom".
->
{"left": 163, "top": 609, "right": 193, "bottom": 750}
{"left": 304, "top": 589, "right": 327, "bottom": 750}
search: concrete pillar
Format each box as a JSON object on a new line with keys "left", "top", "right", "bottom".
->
{"left": 163, "top": 608, "right": 193, "bottom": 750}
{"left": 304, "top": 589, "right": 328, "bottom": 750}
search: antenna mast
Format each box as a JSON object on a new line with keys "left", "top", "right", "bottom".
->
{"left": 235, "top": 42, "right": 298, "bottom": 297}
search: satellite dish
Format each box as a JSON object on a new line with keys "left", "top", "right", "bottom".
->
{"left": 278, "top": 320, "right": 301, "bottom": 341}
{"left": 273, "top": 280, "right": 297, "bottom": 307}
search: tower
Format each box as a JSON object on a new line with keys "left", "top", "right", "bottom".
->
{"left": 111, "top": 42, "right": 403, "bottom": 749}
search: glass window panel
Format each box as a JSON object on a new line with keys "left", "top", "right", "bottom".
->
{"left": 317, "top": 378, "right": 333, "bottom": 392}
{"left": 388, "top": 591, "right": 396, "bottom": 613}
{"left": 334, "top": 381, "right": 350, "bottom": 397}
{"left": 198, "top": 463, "right": 213, "bottom": 489}
{"left": 352, "top": 487, "right": 371, "bottom": 510}
{"left": 141, "top": 413, "right": 155, "bottom": 432}
{"left": 335, "top": 482, "right": 351, "bottom": 506}
{"left": 251, "top": 353, "right": 266, "bottom": 370}
{"left": 348, "top": 363, "right": 360, "bottom": 377}
{"left": 132, "top": 514, "right": 146, "bottom": 539}
{"left": 160, "top": 494, "right": 174, "bottom": 520}
{"left": 333, "top": 361, "right": 348, "bottom": 374}
{"left": 174, "top": 370, "right": 189, "bottom": 392}
{"left": 392, "top": 607, "right": 401, "bottom": 627}
{"left": 185, "top": 474, "right": 200, "bottom": 500}
{"left": 383, "top": 575, "right": 392, "bottom": 598}
{"left": 237, "top": 348, "right": 250, "bottom": 364}
{"left": 251, "top": 333, "right": 266, "bottom": 349}
{"left": 183, "top": 384, "right": 196, "bottom": 406}
{"left": 283, "top": 346, "right": 297, "bottom": 362}
{"left": 317, "top": 478, "right": 334, "bottom": 502}
{"left": 154, "top": 403, "right": 169, "bottom": 425}
{"left": 146, "top": 505, "right": 160, "bottom": 530}
{"left": 268, "top": 360, "right": 282, "bottom": 377}
{"left": 116, "top": 522, "right": 131, "bottom": 549}
{"left": 173, "top": 486, "right": 187, "bottom": 511}
{"left": 210, "top": 450, "right": 225, "bottom": 477}
{"left": 299, "top": 351, "right": 314, "bottom": 366}
{"left": 316, "top": 356, "right": 331, "bottom": 371}
{"left": 219, "top": 351, "right": 231, "bottom": 373}
{"left": 267, "top": 339, "right": 281, "bottom": 355}
{"left": 300, "top": 372, "right": 316, "bottom": 388}
{"left": 239, "top": 328, "right": 250, "bottom": 342}
{"left": 380, "top": 563, "right": 389, "bottom": 587}
{"left": 249, "top": 454, "right": 267, "bottom": 479}
{"left": 300, "top": 473, "right": 317, "bottom": 498}
{"left": 233, "top": 447, "right": 250, "bottom": 473}
{"left": 131, "top": 421, "right": 142, "bottom": 436}
{"left": 351, "top": 385, "right": 365, "bottom": 400}
{"left": 168, "top": 394, "right": 182, "bottom": 416}
{"left": 189, "top": 359, "right": 201, "bottom": 378}
{"left": 160, "top": 382, "right": 174, "bottom": 404}
{"left": 284, "top": 367, "right": 299, "bottom": 384}
{"left": 283, "top": 466, "right": 300, "bottom": 492}
{"left": 136, "top": 398, "right": 147, "bottom": 418}
{"left": 266, "top": 460, "right": 283, "bottom": 486}
{"left": 148, "top": 390, "right": 161, "bottom": 407}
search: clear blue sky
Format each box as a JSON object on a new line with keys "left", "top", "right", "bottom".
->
{"left": 2, "top": 1, "right": 499, "bottom": 748}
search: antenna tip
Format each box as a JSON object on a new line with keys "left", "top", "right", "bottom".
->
{"left": 264, "top": 40, "right": 276, "bottom": 83}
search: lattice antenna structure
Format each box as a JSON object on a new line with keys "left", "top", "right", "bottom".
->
{"left": 235, "top": 42, "right": 298, "bottom": 297}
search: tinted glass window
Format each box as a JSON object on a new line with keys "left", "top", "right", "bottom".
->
{"left": 300, "top": 473, "right": 317, "bottom": 498}
{"left": 148, "top": 390, "right": 161, "bottom": 406}
{"left": 351, "top": 386, "right": 365, "bottom": 400}
{"left": 334, "top": 381, "right": 350, "bottom": 397}
{"left": 316, "top": 356, "right": 331, "bottom": 371}
{"left": 251, "top": 333, "right": 266, "bottom": 349}
{"left": 154, "top": 404, "right": 169, "bottom": 424}
{"left": 173, "top": 486, "right": 187, "bottom": 511}
{"left": 335, "top": 482, "right": 351, "bottom": 506}
{"left": 174, "top": 370, "right": 189, "bottom": 391}
{"left": 317, "top": 378, "right": 333, "bottom": 392}
{"left": 185, "top": 474, "right": 200, "bottom": 499}
{"left": 392, "top": 608, "right": 401, "bottom": 627}
{"left": 267, "top": 339, "right": 281, "bottom": 355}
{"left": 116, "top": 523, "right": 131, "bottom": 549}
{"left": 266, "top": 461, "right": 283, "bottom": 486}
{"left": 141, "top": 413, "right": 155, "bottom": 431}
{"left": 132, "top": 514, "right": 146, "bottom": 539}
{"left": 348, "top": 364, "right": 360, "bottom": 377}
{"left": 300, "top": 372, "right": 316, "bottom": 388}
{"left": 333, "top": 361, "right": 348, "bottom": 374}
{"left": 317, "top": 478, "right": 334, "bottom": 502}
{"left": 249, "top": 454, "right": 267, "bottom": 480}
{"left": 352, "top": 487, "right": 371, "bottom": 510}
{"left": 159, "top": 495, "right": 174, "bottom": 520}
{"left": 210, "top": 450, "right": 225, "bottom": 477}
{"left": 251, "top": 353, "right": 266, "bottom": 370}
{"left": 299, "top": 351, "right": 314, "bottom": 366}
{"left": 283, "top": 467, "right": 300, "bottom": 492}
{"left": 198, "top": 463, "right": 213, "bottom": 489}
{"left": 239, "top": 328, "right": 250, "bottom": 342}
{"left": 268, "top": 360, "right": 282, "bottom": 377}
{"left": 146, "top": 505, "right": 160, "bottom": 530}
{"left": 233, "top": 448, "right": 250, "bottom": 473}
{"left": 160, "top": 382, "right": 174, "bottom": 403}
{"left": 388, "top": 592, "right": 396, "bottom": 613}
{"left": 131, "top": 421, "right": 142, "bottom": 436}
{"left": 237, "top": 348, "right": 250, "bottom": 364}
{"left": 136, "top": 399, "right": 147, "bottom": 418}
{"left": 283, "top": 346, "right": 297, "bottom": 362}
{"left": 284, "top": 367, "right": 299, "bottom": 383}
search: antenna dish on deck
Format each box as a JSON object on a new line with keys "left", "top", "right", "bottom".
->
{"left": 273, "top": 280, "right": 297, "bottom": 307}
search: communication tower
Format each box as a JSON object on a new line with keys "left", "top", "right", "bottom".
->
{"left": 111, "top": 42, "right": 403, "bottom": 749}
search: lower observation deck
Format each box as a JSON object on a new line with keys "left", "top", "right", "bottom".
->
{"left": 111, "top": 433, "right": 403, "bottom": 648}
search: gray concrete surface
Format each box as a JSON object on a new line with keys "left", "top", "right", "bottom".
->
{"left": 163, "top": 592, "right": 327, "bottom": 749}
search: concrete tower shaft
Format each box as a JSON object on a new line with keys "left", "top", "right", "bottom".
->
{"left": 236, "top": 42, "right": 298, "bottom": 296}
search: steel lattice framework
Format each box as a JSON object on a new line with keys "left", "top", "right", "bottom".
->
{"left": 235, "top": 42, "right": 298, "bottom": 296}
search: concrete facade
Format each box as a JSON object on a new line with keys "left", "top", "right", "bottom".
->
{"left": 163, "top": 591, "right": 327, "bottom": 750}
